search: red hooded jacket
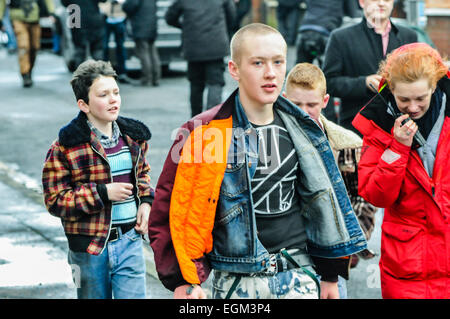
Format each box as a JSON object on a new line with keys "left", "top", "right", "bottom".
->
{"left": 353, "top": 76, "right": 450, "bottom": 298}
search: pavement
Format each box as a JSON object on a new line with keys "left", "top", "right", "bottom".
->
{"left": 0, "top": 161, "right": 173, "bottom": 299}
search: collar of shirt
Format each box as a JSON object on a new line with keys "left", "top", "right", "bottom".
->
{"left": 367, "top": 18, "right": 391, "bottom": 56}
{"left": 381, "top": 20, "right": 392, "bottom": 56}
{"left": 366, "top": 18, "right": 391, "bottom": 35}
{"left": 87, "top": 120, "right": 121, "bottom": 149}
{"left": 317, "top": 117, "right": 325, "bottom": 132}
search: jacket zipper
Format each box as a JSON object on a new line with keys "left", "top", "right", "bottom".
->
{"left": 431, "top": 181, "right": 435, "bottom": 197}
{"left": 410, "top": 151, "right": 438, "bottom": 199}
{"left": 91, "top": 145, "right": 114, "bottom": 254}
{"left": 134, "top": 147, "right": 141, "bottom": 206}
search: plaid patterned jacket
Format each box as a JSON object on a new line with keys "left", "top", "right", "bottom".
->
{"left": 42, "top": 112, "right": 153, "bottom": 255}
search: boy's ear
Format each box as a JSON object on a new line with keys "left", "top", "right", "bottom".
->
{"left": 228, "top": 60, "right": 240, "bottom": 81}
{"left": 77, "top": 99, "right": 89, "bottom": 114}
{"left": 323, "top": 94, "right": 330, "bottom": 109}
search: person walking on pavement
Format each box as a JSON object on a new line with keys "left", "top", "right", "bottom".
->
{"left": 148, "top": 23, "right": 367, "bottom": 299}
{"left": 42, "top": 60, "right": 153, "bottom": 299}
{"left": 353, "top": 43, "right": 450, "bottom": 298}
{"left": 284, "top": 62, "right": 378, "bottom": 298}
{"left": 0, "top": 0, "right": 55, "bottom": 87}
{"left": 232, "top": 0, "right": 251, "bottom": 33}
{"left": 99, "top": 0, "right": 133, "bottom": 84}
{"left": 165, "top": 0, "right": 236, "bottom": 117}
{"left": 61, "top": 0, "right": 107, "bottom": 72}
{"left": 276, "top": 0, "right": 301, "bottom": 46}
{"left": 295, "top": 0, "right": 348, "bottom": 67}
{"left": 123, "top": 0, "right": 160, "bottom": 87}
{"left": 322, "top": 0, "right": 417, "bottom": 134}
{"left": 1, "top": 3, "right": 18, "bottom": 54}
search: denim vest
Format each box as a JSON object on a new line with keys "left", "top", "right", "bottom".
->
{"left": 207, "top": 94, "right": 367, "bottom": 274}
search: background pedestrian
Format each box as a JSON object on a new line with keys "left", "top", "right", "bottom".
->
{"left": 123, "top": 0, "right": 161, "bottom": 87}
{"left": 0, "top": 0, "right": 55, "bottom": 87}
{"left": 100, "top": 0, "right": 133, "bottom": 84}
{"left": 232, "top": 0, "right": 251, "bottom": 34}
{"left": 276, "top": 0, "right": 301, "bottom": 46}
{"left": 165, "top": 0, "right": 236, "bottom": 117}
{"left": 61, "top": 0, "right": 106, "bottom": 72}
{"left": 322, "top": 0, "right": 417, "bottom": 134}
{"left": 1, "top": 3, "right": 18, "bottom": 54}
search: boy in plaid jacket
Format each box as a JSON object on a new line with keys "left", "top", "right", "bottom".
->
{"left": 42, "top": 60, "right": 153, "bottom": 299}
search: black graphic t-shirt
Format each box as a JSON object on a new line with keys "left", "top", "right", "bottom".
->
{"left": 250, "top": 111, "right": 307, "bottom": 253}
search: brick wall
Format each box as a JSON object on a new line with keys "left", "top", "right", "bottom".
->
{"left": 426, "top": 16, "right": 450, "bottom": 57}
{"left": 425, "top": 0, "right": 450, "bottom": 9}
{"left": 425, "top": 0, "right": 450, "bottom": 57}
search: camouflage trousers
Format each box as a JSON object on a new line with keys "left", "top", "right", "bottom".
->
{"left": 12, "top": 20, "right": 40, "bottom": 75}
{"left": 212, "top": 267, "right": 319, "bottom": 299}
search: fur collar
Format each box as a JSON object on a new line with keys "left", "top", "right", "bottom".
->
{"left": 320, "top": 114, "right": 362, "bottom": 151}
{"left": 58, "top": 111, "right": 151, "bottom": 148}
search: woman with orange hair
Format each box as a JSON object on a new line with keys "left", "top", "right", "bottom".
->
{"left": 352, "top": 43, "right": 450, "bottom": 298}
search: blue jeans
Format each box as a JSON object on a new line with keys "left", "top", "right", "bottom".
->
{"left": 317, "top": 275, "right": 348, "bottom": 299}
{"left": 3, "top": 8, "right": 17, "bottom": 50}
{"left": 187, "top": 59, "right": 225, "bottom": 116}
{"left": 337, "top": 276, "right": 348, "bottom": 299}
{"left": 68, "top": 228, "right": 146, "bottom": 299}
{"left": 103, "top": 21, "right": 127, "bottom": 75}
{"left": 212, "top": 267, "right": 319, "bottom": 299}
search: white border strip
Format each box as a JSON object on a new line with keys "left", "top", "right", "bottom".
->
{"left": 425, "top": 8, "right": 450, "bottom": 16}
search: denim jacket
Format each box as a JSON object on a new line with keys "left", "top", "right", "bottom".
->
{"left": 208, "top": 94, "right": 367, "bottom": 274}
{"left": 149, "top": 89, "right": 367, "bottom": 290}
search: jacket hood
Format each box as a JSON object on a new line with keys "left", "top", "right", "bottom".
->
{"left": 58, "top": 111, "right": 151, "bottom": 148}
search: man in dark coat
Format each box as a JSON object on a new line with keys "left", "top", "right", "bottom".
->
{"left": 165, "top": 0, "right": 236, "bottom": 117}
{"left": 322, "top": 0, "right": 417, "bottom": 134}
{"left": 61, "top": 0, "right": 106, "bottom": 72}
{"left": 123, "top": 0, "right": 160, "bottom": 86}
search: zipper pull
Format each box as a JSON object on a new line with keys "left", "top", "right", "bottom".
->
{"left": 431, "top": 181, "right": 435, "bottom": 196}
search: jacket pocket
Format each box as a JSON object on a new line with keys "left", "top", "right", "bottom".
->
{"left": 302, "top": 189, "right": 349, "bottom": 246}
{"left": 212, "top": 203, "right": 252, "bottom": 257}
{"left": 219, "top": 162, "right": 248, "bottom": 198}
{"left": 381, "top": 222, "right": 424, "bottom": 279}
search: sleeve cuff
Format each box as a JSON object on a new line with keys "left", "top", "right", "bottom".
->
{"left": 140, "top": 196, "right": 153, "bottom": 206}
{"left": 390, "top": 137, "right": 412, "bottom": 155}
{"left": 96, "top": 183, "right": 109, "bottom": 203}
{"left": 320, "top": 275, "right": 339, "bottom": 283}
{"left": 311, "top": 256, "right": 350, "bottom": 281}
{"left": 140, "top": 188, "right": 155, "bottom": 206}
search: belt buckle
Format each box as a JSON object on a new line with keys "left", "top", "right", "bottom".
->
{"left": 262, "top": 254, "right": 278, "bottom": 276}
{"left": 109, "top": 227, "right": 119, "bottom": 243}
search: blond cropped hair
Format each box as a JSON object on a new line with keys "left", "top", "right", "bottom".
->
{"left": 286, "top": 63, "right": 327, "bottom": 97}
{"left": 230, "top": 23, "right": 286, "bottom": 65}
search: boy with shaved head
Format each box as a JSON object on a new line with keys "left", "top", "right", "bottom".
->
{"left": 149, "top": 23, "right": 367, "bottom": 299}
